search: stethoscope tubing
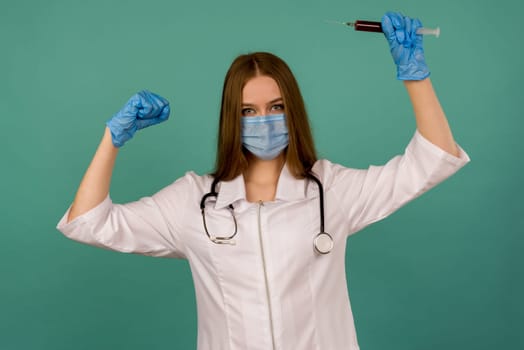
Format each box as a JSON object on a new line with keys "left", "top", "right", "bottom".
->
{"left": 200, "top": 172, "right": 333, "bottom": 254}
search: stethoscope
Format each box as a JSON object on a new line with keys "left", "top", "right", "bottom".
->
{"left": 199, "top": 173, "right": 334, "bottom": 254}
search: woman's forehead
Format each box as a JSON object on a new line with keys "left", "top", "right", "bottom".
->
{"left": 242, "top": 76, "right": 282, "bottom": 103}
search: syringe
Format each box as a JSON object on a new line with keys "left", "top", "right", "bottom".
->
{"left": 327, "top": 20, "right": 440, "bottom": 37}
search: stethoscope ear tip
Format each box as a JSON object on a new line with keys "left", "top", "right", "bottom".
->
{"left": 211, "top": 237, "right": 236, "bottom": 245}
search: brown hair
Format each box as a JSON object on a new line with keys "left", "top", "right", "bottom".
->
{"left": 212, "top": 52, "right": 317, "bottom": 181}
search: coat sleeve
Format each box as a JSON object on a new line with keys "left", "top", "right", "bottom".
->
{"left": 315, "top": 130, "right": 470, "bottom": 236}
{"left": 55, "top": 174, "right": 195, "bottom": 259}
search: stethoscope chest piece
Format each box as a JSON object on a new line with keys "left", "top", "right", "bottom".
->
{"left": 314, "top": 232, "right": 334, "bottom": 254}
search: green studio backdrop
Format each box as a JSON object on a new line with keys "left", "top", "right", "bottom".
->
{"left": 1, "top": 0, "right": 522, "bottom": 349}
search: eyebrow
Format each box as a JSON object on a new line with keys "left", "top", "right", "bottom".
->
{"left": 242, "top": 97, "right": 283, "bottom": 107}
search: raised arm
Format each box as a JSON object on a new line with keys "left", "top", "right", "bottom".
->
{"left": 67, "top": 90, "right": 170, "bottom": 222}
{"left": 68, "top": 127, "right": 118, "bottom": 222}
{"left": 404, "top": 79, "right": 459, "bottom": 156}
{"left": 381, "top": 12, "right": 459, "bottom": 157}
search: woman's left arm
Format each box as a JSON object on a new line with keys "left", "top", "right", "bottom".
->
{"left": 382, "top": 11, "right": 460, "bottom": 157}
{"left": 404, "top": 78, "right": 459, "bottom": 157}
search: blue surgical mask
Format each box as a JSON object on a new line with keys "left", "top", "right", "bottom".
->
{"left": 241, "top": 114, "right": 289, "bottom": 160}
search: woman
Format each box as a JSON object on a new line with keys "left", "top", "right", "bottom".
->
{"left": 57, "top": 12, "right": 469, "bottom": 350}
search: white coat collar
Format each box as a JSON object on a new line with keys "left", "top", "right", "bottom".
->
{"left": 214, "top": 163, "right": 315, "bottom": 209}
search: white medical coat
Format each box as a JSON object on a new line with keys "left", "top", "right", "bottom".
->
{"left": 57, "top": 131, "right": 470, "bottom": 350}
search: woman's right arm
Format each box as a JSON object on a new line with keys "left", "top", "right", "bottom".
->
{"left": 67, "top": 89, "right": 170, "bottom": 222}
{"left": 67, "top": 127, "right": 118, "bottom": 222}
{"left": 57, "top": 90, "right": 186, "bottom": 258}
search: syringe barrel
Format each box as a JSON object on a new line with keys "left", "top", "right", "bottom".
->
{"left": 352, "top": 20, "right": 440, "bottom": 37}
{"left": 353, "top": 20, "right": 383, "bottom": 33}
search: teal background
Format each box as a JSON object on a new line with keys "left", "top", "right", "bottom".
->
{"left": 1, "top": 0, "right": 522, "bottom": 349}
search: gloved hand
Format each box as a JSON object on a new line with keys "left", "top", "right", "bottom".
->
{"left": 381, "top": 12, "right": 430, "bottom": 80}
{"left": 106, "top": 90, "right": 170, "bottom": 147}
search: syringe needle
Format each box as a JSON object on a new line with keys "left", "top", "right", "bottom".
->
{"left": 324, "top": 19, "right": 352, "bottom": 26}
{"left": 325, "top": 19, "right": 382, "bottom": 32}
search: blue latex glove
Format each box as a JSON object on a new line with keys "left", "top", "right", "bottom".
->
{"left": 106, "top": 90, "right": 170, "bottom": 147}
{"left": 381, "top": 12, "right": 430, "bottom": 80}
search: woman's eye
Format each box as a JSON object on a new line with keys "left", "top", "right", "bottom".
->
{"left": 241, "top": 108, "right": 255, "bottom": 116}
{"left": 271, "top": 104, "right": 284, "bottom": 111}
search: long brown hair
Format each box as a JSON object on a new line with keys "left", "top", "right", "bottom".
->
{"left": 212, "top": 52, "right": 317, "bottom": 181}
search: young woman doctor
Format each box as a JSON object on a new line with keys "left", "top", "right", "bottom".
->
{"left": 57, "top": 12, "right": 469, "bottom": 350}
